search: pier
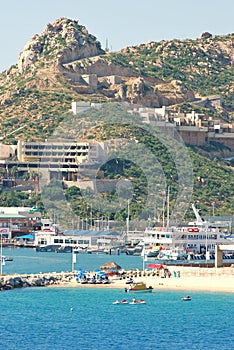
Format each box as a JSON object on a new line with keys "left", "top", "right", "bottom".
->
{"left": 215, "top": 244, "right": 234, "bottom": 267}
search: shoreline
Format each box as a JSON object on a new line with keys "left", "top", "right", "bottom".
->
{"left": 1, "top": 266, "right": 234, "bottom": 293}
{"left": 50, "top": 266, "right": 234, "bottom": 293}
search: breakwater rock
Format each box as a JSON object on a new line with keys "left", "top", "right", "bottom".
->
{"left": 0, "top": 272, "right": 75, "bottom": 291}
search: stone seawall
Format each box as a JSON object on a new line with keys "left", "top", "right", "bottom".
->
{"left": 0, "top": 272, "right": 75, "bottom": 291}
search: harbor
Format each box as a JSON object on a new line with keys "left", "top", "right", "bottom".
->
{"left": 1, "top": 247, "right": 233, "bottom": 293}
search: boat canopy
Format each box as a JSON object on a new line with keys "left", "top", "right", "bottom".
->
{"left": 147, "top": 263, "right": 164, "bottom": 269}
{"left": 17, "top": 233, "right": 35, "bottom": 240}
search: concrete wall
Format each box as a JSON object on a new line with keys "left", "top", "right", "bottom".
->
{"left": 177, "top": 127, "right": 208, "bottom": 145}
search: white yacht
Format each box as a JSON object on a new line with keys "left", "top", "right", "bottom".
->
{"left": 141, "top": 204, "right": 230, "bottom": 260}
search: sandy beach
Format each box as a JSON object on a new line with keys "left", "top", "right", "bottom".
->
{"left": 64, "top": 266, "right": 234, "bottom": 293}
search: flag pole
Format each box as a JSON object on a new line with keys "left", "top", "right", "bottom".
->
{"left": 72, "top": 245, "right": 76, "bottom": 272}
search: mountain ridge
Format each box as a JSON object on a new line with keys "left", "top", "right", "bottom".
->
{"left": 0, "top": 18, "right": 233, "bottom": 217}
{"left": 0, "top": 17, "right": 233, "bottom": 142}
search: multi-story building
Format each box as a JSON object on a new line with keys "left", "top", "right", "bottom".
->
{"left": 16, "top": 139, "right": 108, "bottom": 181}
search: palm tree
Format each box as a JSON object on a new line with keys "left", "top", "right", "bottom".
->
{"left": 10, "top": 166, "right": 18, "bottom": 186}
{"left": 23, "top": 171, "right": 30, "bottom": 181}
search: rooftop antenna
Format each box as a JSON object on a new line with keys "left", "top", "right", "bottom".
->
{"left": 105, "top": 38, "right": 109, "bottom": 52}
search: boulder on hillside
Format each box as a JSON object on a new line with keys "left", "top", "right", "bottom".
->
{"left": 200, "top": 32, "right": 213, "bottom": 40}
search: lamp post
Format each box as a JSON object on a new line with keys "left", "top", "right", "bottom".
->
{"left": 126, "top": 200, "right": 130, "bottom": 242}
{"left": 142, "top": 248, "right": 147, "bottom": 271}
{"left": 72, "top": 244, "right": 76, "bottom": 272}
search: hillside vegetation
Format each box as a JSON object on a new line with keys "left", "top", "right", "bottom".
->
{"left": 0, "top": 19, "right": 233, "bottom": 141}
{"left": 111, "top": 33, "right": 234, "bottom": 113}
{"left": 0, "top": 18, "right": 233, "bottom": 220}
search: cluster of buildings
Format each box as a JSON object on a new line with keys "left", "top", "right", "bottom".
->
{"left": 0, "top": 205, "right": 123, "bottom": 252}
{"left": 130, "top": 102, "right": 234, "bottom": 149}
{"left": 0, "top": 206, "right": 55, "bottom": 239}
{"left": 0, "top": 100, "right": 233, "bottom": 190}
{"left": 72, "top": 100, "right": 234, "bottom": 148}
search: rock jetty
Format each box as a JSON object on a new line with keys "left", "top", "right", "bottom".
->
{"left": 0, "top": 272, "right": 75, "bottom": 291}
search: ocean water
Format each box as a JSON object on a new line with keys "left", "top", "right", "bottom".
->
{"left": 1, "top": 249, "right": 234, "bottom": 350}
{"left": 2, "top": 247, "right": 143, "bottom": 274}
{"left": 0, "top": 287, "right": 234, "bottom": 350}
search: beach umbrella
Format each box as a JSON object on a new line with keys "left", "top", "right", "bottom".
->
{"left": 94, "top": 269, "right": 107, "bottom": 276}
{"left": 100, "top": 261, "right": 121, "bottom": 270}
{"left": 77, "top": 267, "right": 85, "bottom": 272}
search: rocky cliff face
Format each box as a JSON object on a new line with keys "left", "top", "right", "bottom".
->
{"left": 18, "top": 17, "right": 105, "bottom": 73}
{"left": 16, "top": 17, "right": 195, "bottom": 108}
{"left": 0, "top": 18, "right": 232, "bottom": 141}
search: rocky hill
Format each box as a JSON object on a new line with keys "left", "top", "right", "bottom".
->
{"left": 112, "top": 32, "right": 234, "bottom": 114}
{"left": 0, "top": 17, "right": 233, "bottom": 142}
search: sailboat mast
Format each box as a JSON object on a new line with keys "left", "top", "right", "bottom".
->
{"left": 167, "top": 186, "right": 170, "bottom": 228}
{"left": 162, "top": 198, "right": 165, "bottom": 227}
{"left": 126, "top": 200, "right": 130, "bottom": 241}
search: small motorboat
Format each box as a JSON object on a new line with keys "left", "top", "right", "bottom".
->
{"left": 112, "top": 299, "right": 129, "bottom": 305}
{"left": 125, "top": 282, "right": 153, "bottom": 293}
{"left": 121, "top": 299, "right": 128, "bottom": 304}
{"left": 138, "top": 299, "right": 146, "bottom": 304}
{"left": 129, "top": 298, "right": 146, "bottom": 305}
{"left": 2, "top": 256, "right": 13, "bottom": 262}
{"left": 181, "top": 295, "right": 192, "bottom": 301}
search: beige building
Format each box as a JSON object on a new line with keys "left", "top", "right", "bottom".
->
{"left": 17, "top": 140, "right": 108, "bottom": 164}
{"left": 16, "top": 139, "right": 108, "bottom": 182}
{"left": 0, "top": 144, "right": 17, "bottom": 161}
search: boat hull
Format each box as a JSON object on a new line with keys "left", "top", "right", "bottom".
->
{"left": 125, "top": 288, "right": 153, "bottom": 293}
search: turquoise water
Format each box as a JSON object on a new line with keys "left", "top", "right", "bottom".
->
{"left": 1, "top": 249, "right": 234, "bottom": 349}
{"left": 2, "top": 247, "right": 143, "bottom": 274}
{"left": 1, "top": 287, "right": 233, "bottom": 350}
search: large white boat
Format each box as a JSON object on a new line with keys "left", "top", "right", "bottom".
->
{"left": 141, "top": 204, "right": 231, "bottom": 260}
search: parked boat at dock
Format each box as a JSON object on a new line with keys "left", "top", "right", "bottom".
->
{"left": 141, "top": 204, "right": 232, "bottom": 259}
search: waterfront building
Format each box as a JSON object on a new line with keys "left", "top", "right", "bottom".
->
{"left": 0, "top": 214, "right": 32, "bottom": 238}
{"left": 34, "top": 229, "right": 123, "bottom": 252}
{"left": 0, "top": 206, "right": 42, "bottom": 238}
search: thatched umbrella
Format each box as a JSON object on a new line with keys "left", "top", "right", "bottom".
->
{"left": 100, "top": 261, "right": 121, "bottom": 271}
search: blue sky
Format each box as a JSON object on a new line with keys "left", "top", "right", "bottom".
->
{"left": 0, "top": 0, "right": 233, "bottom": 73}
